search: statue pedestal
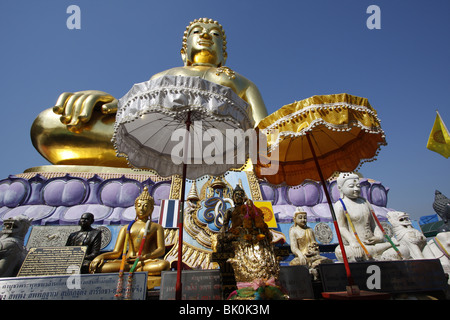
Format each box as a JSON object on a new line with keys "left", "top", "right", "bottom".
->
{"left": 211, "top": 246, "right": 292, "bottom": 300}
{"left": 319, "top": 259, "right": 448, "bottom": 299}
{"left": 211, "top": 252, "right": 236, "bottom": 299}
{"left": 159, "top": 269, "right": 222, "bottom": 300}
{"left": 148, "top": 276, "right": 162, "bottom": 290}
{"left": 321, "top": 289, "right": 390, "bottom": 300}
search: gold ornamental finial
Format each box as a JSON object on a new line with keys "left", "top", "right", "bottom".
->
{"left": 210, "top": 176, "right": 227, "bottom": 189}
{"left": 187, "top": 180, "right": 200, "bottom": 201}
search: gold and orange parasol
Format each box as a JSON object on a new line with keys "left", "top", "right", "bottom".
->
{"left": 255, "top": 93, "right": 386, "bottom": 186}
{"left": 255, "top": 93, "right": 388, "bottom": 298}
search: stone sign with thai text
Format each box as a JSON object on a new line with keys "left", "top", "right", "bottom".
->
{"left": 17, "top": 246, "right": 86, "bottom": 277}
{"left": 160, "top": 269, "right": 222, "bottom": 300}
{"left": 0, "top": 272, "right": 147, "bottom": 300}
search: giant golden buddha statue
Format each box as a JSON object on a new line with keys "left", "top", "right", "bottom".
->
{"left": 30, "top": 18, "right": 268, "bottom": 168}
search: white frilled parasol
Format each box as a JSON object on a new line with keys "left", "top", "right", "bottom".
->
{"left": 113, "top": 75, "right": 254, "bottom": 300}
{"left": 113, "top": 75, "right": 254, "bottom": 178}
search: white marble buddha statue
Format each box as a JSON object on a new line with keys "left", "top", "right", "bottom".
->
{"left": 334, "top": 172, "right": 405, "bottom": 262}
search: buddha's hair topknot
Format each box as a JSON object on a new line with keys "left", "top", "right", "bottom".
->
{"left": 337, "top": 172, "right": 359, "bottom": 187}
{"left": 135, "top": 186, "right": 154, "bottom": 204}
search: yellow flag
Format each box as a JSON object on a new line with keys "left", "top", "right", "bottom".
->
{"left": 427, "top": 111, "right": 450, "bottom": 158}
{"left": 253, "top": 201, "right": 278, "bottom": 228}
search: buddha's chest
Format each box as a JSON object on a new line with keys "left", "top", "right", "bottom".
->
{"left": 343, "top": 201, "right": 370, "bottom": 224}
{"left": 182, "top": 67, "right": 243, "bottom": 94}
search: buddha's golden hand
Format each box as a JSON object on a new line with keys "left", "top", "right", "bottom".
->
{"left": 89, "top": 256, "right": 104, "bottom": 273}
{"left": 53, "top": 90, "right": 118, "bottom": 132}
{"left": 126, "top": 256, "right": 139, "bottom": 263}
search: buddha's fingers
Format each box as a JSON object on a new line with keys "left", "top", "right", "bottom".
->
{"left": 102, "top": 99, "right": 118, "bottom": 114}
{"left": 60, "top": 92, "right": 83, "bottom": 124}
{"left": 53, "top": 92, "right": 74, "bottom": 115}
{"left": 77, "top": 93, "right": 116, "bottom": 124}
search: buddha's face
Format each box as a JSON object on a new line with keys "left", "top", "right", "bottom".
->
{"left": 294, "top": 212, "right": 307, "bottom": 228}
{"left": 135, "top": 199, "right": 154, "bottom": 220}
{"left": 340, "top": 178, "right": 361, "bottom": 199}
{"left": 233, "top": 191, "right": 246, "bottom": 206}
{"left": 184, "top": 22, "right": 225, "bottom": 67}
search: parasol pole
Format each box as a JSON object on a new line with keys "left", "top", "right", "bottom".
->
{"left": 175, "top": 110, "right": 191, "bottom": 300}
{"left": 305, "top": 132, "right": 358, "bottom": 293}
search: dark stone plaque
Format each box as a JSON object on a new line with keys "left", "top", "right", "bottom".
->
{"left": 160, "top": 269, "right": 222, "bottom": 300}
{"left": 320, "top": 259, "right": 448, "bottom": 294}
{"left": 211, "top": 252, "right": 236, "bottom": 299}
{"left": 279, "top": 265, "right": 314, "bottom": 299}
{"left": 26, "top": 225, "right": 112, "bottom": 250}
{"left": 17, "top": 247, "right": 86, "bottom": 277}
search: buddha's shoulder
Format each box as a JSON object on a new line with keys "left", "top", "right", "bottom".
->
{"left": 152, "top": 221, "right": 165, "bottom": 230}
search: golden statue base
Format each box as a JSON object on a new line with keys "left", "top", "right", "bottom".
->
{"left": 147, "top": 276, "right": 162, "bottom": 290}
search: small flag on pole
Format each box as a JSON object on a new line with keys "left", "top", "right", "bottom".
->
{"left": 158, "top": 199, "right": 180, "bottom": 228}
{"left": 253, "top": 201, "right": 278, "bottom": 228}
{"left": 427, "top": 111, "right": 450, "bottom": 158}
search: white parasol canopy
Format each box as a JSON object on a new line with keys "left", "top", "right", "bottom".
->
{"left": 113, "top": 75, "right": 254, "bottom": 178}
{"left": 112, "top": 75, "right": 254, "bottom": 300}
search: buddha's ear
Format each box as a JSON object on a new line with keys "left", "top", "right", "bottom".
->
{"left": 337, "top": 185, "right": 343, "bottom": 198}
{"left": 221, "top": 52, "right": 227, "bottom": 66}
{"left": 180, "top": 49, "right": 189, "bottom": 66}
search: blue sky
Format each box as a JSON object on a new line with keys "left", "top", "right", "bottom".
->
{"left": 0, "top": 0, "right": 449, "bottom": 221}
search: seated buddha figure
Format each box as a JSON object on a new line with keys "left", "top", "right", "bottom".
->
{"left": 89, "top": 187, "right": 169, "bottom": 289}
{"left": 31, "top": 18, "right": 268, "bottom": 168}
{"left": 334, "top": 172, "right": 405, "bottom": 262}
{"left": 289, "top": 209, "right": 332, "bottom": 279}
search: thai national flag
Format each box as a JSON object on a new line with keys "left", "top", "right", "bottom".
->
{"left": 158, "top": 199, "right": 180, "bottom": 228}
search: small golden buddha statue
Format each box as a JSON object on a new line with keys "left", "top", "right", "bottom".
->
{"left": 89, "top": 187, "right": 169, "bottom": 289}
{"left": 30, "top": 18, "right": 268, "bottom": 168}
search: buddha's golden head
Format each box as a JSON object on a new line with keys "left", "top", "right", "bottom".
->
{"left": 181, "top": 18, "right": 227, "bottom": 67}
{"left": 134, "top": 187, "right": 154, "bottom": 219}
{"left": 293, "top": 208, "right": 307, "bottom": 228}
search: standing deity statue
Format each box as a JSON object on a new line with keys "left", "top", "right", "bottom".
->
{"left": 215, "top": 185, "right": 285, "bottom": 299}
{"left": 215, "top": 184, "right": 249, "bottom": 252}
{"left": 31, "top": 18, "right": 268, "bottom": 168}
{"left": 289, "top": 209, "right": 332, "bottom": 280}
{"left": 334, "top": 172, "right": 407, "bottom": 262}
